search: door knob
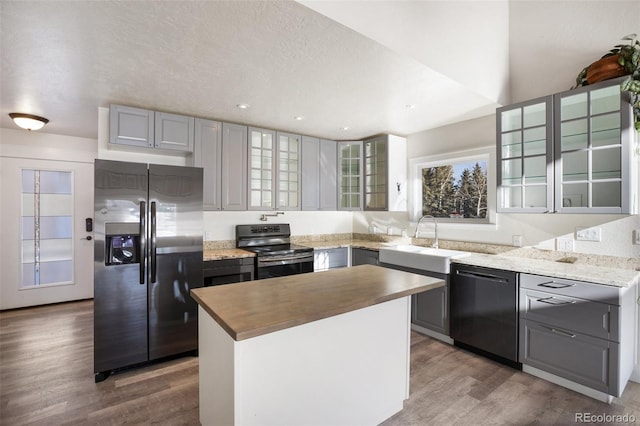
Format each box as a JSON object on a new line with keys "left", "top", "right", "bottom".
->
{"left": 82, "top": 236, "right": 93, "bottom": 241}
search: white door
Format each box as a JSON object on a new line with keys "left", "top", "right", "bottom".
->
{"left": 0, "top": 157, "right": 94, "bottom": 309}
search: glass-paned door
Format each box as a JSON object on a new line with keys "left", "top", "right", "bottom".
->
{"left": 276, "top": 132, "right": 300, "bottom": 209}
{"left": 555, "top": 80, "right": 629, "bottom": 213}
{"left": 338, "top": 141, "right": 363, "bottom": 210}
{"left": 497, "top": 96, "right": 553, "bottom": 212}
{"left": 248, "top": 127, "right": 275, "bottom": 210}
{"left": 364, "top": 137, "right": 388, "bottom": 210}
{"left": 21, "top": 169, "right": 73, "bottom": 287}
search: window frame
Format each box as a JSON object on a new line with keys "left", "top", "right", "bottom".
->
{"left": 409, "top": 146, "right": 496, "bottom": 225}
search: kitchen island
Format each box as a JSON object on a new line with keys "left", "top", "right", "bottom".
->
{"left": 190, "top": 265, "right": 444, "bottom": 426}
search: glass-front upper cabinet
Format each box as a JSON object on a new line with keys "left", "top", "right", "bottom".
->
{"left": 497, "top": 96, "right": 554, "bottom": 212}
{"left": 364, "top": 136, "right": 388, "bottom": 210}
{"left": 276, "top": 132, "right": 301, "bottom": 210}
{"left": 248, "top": 127, "right": 276, "bottom": 210}
{"left": 248, "top": 129, "right": 301, "bottom": 211}
{"left": 338, "top": 141, "right": 363, "bottom": 210}
{"left": 554, "top": 79, "right": 634, "bottom": 213}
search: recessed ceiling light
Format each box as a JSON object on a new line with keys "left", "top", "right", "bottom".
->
{"left": 341, "top": 126, "right": 350, "bottom": 131}
{"left": 236, "top": 104, "right": 250, "bottom": 109}
{"left": 406, "top": 104, "right": 416, "bottom": 109}
{"left": 294, "top": 116, "right": 304, "bottom": 121}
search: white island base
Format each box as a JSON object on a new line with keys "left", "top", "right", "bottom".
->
{"left": 198, "top": 296, "right": 411, "bottom": 426}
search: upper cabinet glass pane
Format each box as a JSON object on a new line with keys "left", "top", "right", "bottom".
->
{"left": 502, "top": 159, "right": 522, "bottom": 185}
{"left": 501, "top": 109, "right": 521, "bottom": 132}
{"left": 591, "top": 85, "right": 620, "bottom": 115}
{"left": 523, "top": 103, "right": 546, "bottom": 128}
{"left": 523, "top": 127, "right": 546, "bottom": 156}
{"left": 562, "top": 150, "right": 588, "bottom": 181}
{"left": 561, "top": 93, "right": 588, "bottom": 120}
{"left": 592, "top": 113, "right": 621, "bottom": 147}
{"left": 524, "top": 186, "right": 547, "bottom": 208}
{"left": 561, "top": 119, "right": 588, "bottom": 151}
{"left": 501, "top": 131, "right": 521, "bottom": 158}
{"left": 524, "top": 156, "right": 546, "bottom": 184}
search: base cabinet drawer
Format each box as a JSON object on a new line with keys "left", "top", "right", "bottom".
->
{"left": 520, "top": 319, "right": 619, "bottom": 395}
{"left": 520, "top": 289, "right": 618, "bottom": 341}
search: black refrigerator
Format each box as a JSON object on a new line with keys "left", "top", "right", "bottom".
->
{"left": 93, "top": 159, "right": 203, "bottom": 382}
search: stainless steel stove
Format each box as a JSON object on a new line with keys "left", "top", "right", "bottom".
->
{"left": 236, "top": 224, "right": 313, "bottom": 279}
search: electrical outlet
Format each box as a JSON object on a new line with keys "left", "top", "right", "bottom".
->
{"left": 575, "top": 227, "right": 602, "bottom": 242}
{"left": 556, "top": 238, "right": 574, "bottom": 252}
{"left": 204, "top": 231, "right": 213, "bottom": 241}
{"left": 512, "top": 235, "right": 522, "bottom": 247}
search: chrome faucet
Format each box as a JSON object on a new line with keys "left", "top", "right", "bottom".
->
{"left": 415, "top": 215, "right": 438, "bottom": 249}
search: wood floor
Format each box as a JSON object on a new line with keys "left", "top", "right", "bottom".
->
{"left": 1, "top": 300, "right": 639, "bottom": 425}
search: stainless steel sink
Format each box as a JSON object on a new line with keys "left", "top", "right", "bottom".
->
{"left": 378, "top": 245, "right": 470, "bottom": 274}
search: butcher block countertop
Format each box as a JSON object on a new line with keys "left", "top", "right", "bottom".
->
{"left": 190, "top": 264, "right": 444, "bottom": 341}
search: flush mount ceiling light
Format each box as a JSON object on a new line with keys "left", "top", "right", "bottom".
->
{"left": 236, "top": 103, "right": 250, "bottom": 109}
{"left": 9, "top": 113, "right": 49, "bottom": 131}
{"left": 294, "top": 116, "right": 304, "bottom": 121}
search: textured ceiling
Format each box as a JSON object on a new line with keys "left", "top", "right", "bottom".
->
{"left": 1, "top": 1, "right": 638, "bottom": 141}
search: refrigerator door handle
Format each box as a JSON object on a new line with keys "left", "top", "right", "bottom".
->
{"left": 150, "top": 201, "right": 157, "bottom": 283}
{"left": 139, "top": 201, "right": 146, "bottom": 285}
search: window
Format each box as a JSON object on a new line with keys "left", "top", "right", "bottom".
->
{"left": 21, "top": 169, "right": 73, "bottom": 287}
{"left": 411, "top": 148, "right": 494, "bottom": 223}
{"left": 422, "top": 160, "right": 488, "bottom": 219}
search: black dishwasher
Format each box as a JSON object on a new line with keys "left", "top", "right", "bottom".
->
{"left": 450, "top": 264, "right": 520, "bottom": 369}
{"left": 203, "top": 258, "right": 254, "bottom": 286}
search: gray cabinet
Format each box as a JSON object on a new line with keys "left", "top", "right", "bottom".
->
{"left": 248, "top": 127, "right": 276, "bottom": 210}
{"left": 109, "top": 104, "right": 194, "bottom": 153}
{"left": 497, "top": 96, "right": 554, "bottom": 212}
{"left": 351, "top": 247, "right": 378, "bottom": 266}
{"left": 301, "top": 136, "right": 320, "bottom": 211}
{"left": 276, "top": 131, "right": 301, "bottom": 210}
{"left": 380, "top": 262, "right": 449, "bottom": 336}
{"left": 363, "top": 135, "right": 407, "bottom": 211}
{"left": 338, "top": 141, "right": 363, "bottom": 210}
{"left": 413, "top": 281, "right": 448, "bottom": 335}
{"left": 248, "top": 129, "right": 301, "bottom": 210}
{"left": 497, "top": 78, "right": 637, "bottom": 214}
{"left": 302, "top": 137, "right": 337, "bottom": 211}
{"left": 314, "top": 247, "right": 348, "bottom": 271}
{"left": 519, "top": 273, "right": 636, "bottom": 397}
{"left": 109, "top": 104, "right": 154, "bottom": 148}
{"left": 154, "top": 111, "right": 194, "bottom": 152}
{"left": 319, "top": 139, "right": 337, "bottom": 210}
{"left": 194, "top": 118, "right": 222, "bottom": 210}
{"left": 221, "top": 123, "right": 248, "bottom": 211}
{"left": 554, "top": 79, "right": 634, "bottom": 213}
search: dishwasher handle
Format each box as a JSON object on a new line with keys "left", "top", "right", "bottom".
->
{"left": 455, "top": 270, "right": 509, "bottom": 283}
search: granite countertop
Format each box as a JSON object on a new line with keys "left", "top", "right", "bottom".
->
{"left": 300, "top": 239, "right": 389, "bottom": 251}
{"left": 453, "top": 253, "right": 639, "bottom": 288}
{"left": 203, "top": 248, "right": 255, "bottom": 261}
{"left": 191, "top": 264, "right": 444, "bottom": 341}
{"left": 201, "top": 234, "right": 639, "bottom": 288}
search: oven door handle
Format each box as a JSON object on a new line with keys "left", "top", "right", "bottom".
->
{"left": 258, "top": 253, "right": 314, "bottom": 265}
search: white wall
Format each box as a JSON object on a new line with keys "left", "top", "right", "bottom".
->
{"left": 204, "top": 211, "right": 353, "bottom": 241}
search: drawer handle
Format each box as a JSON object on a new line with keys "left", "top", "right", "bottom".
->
{"left": 550, "top": 327, "right": 576, "bottom": 338}
{"left": 538, "top": 281, "right": 576, "bottom": 289}
{"left": 536, "top": 297, "right": 576, "bottom": 306}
